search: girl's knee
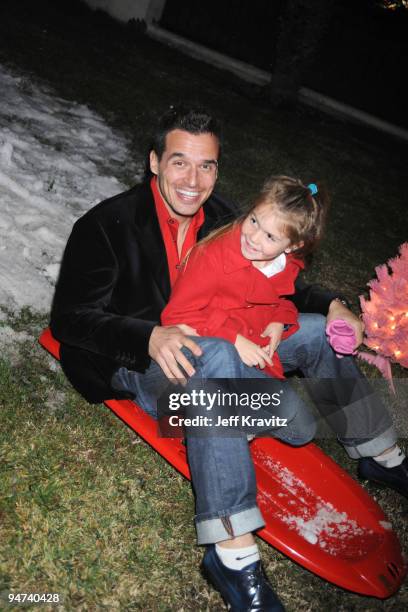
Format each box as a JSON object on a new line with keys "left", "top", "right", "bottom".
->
{"left": 297, "top": 314, "right": 330, "bottom": 361}
{"left": 299, "top": 313, "right": 326, "bottom": 340}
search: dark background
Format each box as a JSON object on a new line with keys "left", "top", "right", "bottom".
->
{"left": 161, "top": 0, "right": 408, "bottom": 128}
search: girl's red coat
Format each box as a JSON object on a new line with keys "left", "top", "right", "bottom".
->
{"left": 161, "top": 224, "right": 304, "bottom": 378}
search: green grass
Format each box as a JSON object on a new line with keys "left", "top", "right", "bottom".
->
{"left": 1, "top": 338, "right": 407, "bottom": 611}
{"left": 0, "top": 347, "right": 207, "bottom": 611}
{"left": 0, "top": 1, "right": 407, "bottom": 610}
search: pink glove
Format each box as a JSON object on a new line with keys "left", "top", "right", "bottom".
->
{"left": 326, "top": 319, "right": 357, "bottom": 358}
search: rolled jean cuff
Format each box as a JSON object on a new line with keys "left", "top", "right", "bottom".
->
{"left": 195, "top": 505, "right": 265, "bottom": 545}
{"left": 342, "top": 426, "right": 398, "bottom": 459}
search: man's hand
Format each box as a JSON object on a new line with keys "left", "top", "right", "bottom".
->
{"left": 260, "top": 322, "right": 284, "bottom": 359}
{"left": 327, "top": 299, "right": 364, "bottom": 348}
{"left": 148, "top": 325, "right": 202, "bottom": 382}
{"left": 235, "top": 334, "right": 273, "bottom": 369}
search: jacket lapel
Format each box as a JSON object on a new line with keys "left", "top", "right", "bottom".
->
{"left": 131, "top": 184, "right": 239, "bottom": 304}
{"left": 132, "top": 183, "right": 171, "bottom": 302}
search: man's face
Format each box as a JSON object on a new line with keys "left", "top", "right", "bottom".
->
{"left": 150, "top": 129, "right": 219, "bottom": 221}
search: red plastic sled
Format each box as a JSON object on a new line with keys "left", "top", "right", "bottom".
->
{"left": 39, "top": 328, "right": 406, "bottom": 598}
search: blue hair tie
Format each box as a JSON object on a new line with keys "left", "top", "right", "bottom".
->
{"left": 308, "top": 183, "right": 318, "bottom": 196}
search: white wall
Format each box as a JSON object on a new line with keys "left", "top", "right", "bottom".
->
{"left": 83, "top": 0, "right": 165, "bottom": 24}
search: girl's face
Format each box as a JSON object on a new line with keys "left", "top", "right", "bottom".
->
{"left": 240, "top": 203, "right": 296, "bottom": 265}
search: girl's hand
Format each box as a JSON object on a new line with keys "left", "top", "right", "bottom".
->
{"left": 260, "top": 322, "right": 284, "bottom": 359}
{"left": 235, "top": 334, "right": 273, "bottom": 368}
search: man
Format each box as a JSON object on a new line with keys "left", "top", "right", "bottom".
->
{"left": 51, "top": 106, "right": 407, "bottom": 611}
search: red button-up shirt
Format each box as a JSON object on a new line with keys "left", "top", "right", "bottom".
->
{"left": 151, "top": 176, "right": 204, "bottom": 288}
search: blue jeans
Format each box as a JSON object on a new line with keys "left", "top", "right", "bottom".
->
{"left": 112, "top": 314, "right": 396, "bottom": 544}
{"left": 277, "top": 314, "right": 396, "bottom": 458}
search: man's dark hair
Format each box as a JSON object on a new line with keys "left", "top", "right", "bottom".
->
{"left": 152, "top": 105, "right": 222, "bottom": 160}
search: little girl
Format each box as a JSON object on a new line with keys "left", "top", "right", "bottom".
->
{"left": 161, "top": 175, "right": 328, "bottom": 379}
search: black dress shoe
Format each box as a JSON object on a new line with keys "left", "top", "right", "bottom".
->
{"left": 201, "top": 545, "right": 285, "bottom": 611}
{"left": 358, "top": 457, "right": 408, "bottom": 499}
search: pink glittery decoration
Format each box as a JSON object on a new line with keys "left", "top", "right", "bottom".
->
{"left": 358, "top": 243, "right": 408, "bottom": 389}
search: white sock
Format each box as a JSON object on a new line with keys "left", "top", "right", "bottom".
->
{"left": 373, "top": 445, "right": 405, "bottom": 468}
{"left": 215, "top": 543, "right": 260, "bottom": 570}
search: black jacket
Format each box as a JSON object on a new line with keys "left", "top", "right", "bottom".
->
{"left": 51, "top": 181, "right": 339, "bottom": 403}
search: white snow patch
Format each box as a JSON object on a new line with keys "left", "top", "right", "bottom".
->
{"left": 379, "top": 520, "right": 393, "bottom": 531}
{"left": 0, "top": 324, "right": 33, "bottom": 362}
{"left": 254, "top": 450, "right": 373, "bottom": 549}
{"left": 0, "top": 325, "right": 32, "bottom": 345}
{"left": 281, "top": 503, "right": 365, "bottom": 546}
{"left": 47, "top": 356, "right": 60, "bottom": 373}
{"left": 0, "top": 64, "right": 143, "bottom": 312}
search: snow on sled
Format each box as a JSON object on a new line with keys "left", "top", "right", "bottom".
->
{"left": 39, "top": 328, "right": 406, "bottom": 598}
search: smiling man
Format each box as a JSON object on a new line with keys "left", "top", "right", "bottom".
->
{"left": 150, "top": 129, "right": 218, "bottom": 215}
{"left": 51, "top": 106, "right": 408, "bottom": 611}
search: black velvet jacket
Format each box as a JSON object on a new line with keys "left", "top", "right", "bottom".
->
{"left": 50, "top": 181, "right": 340, "bottom": 403}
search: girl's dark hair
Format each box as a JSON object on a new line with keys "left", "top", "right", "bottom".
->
{"left": 195, "top": 175, "right": 329, "bottom": 259}
{"left": 152, "top": 105, "right": 222, "bottom": 160}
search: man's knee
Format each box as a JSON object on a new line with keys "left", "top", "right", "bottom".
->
{"left": 284, "top": 414, "right": 317, "bottom": 447}
{"left": 184, "top": 337, "right": 239, "bottom": 370}
{"left": 298, "top": 417, "right": 317, "bottom": 445}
